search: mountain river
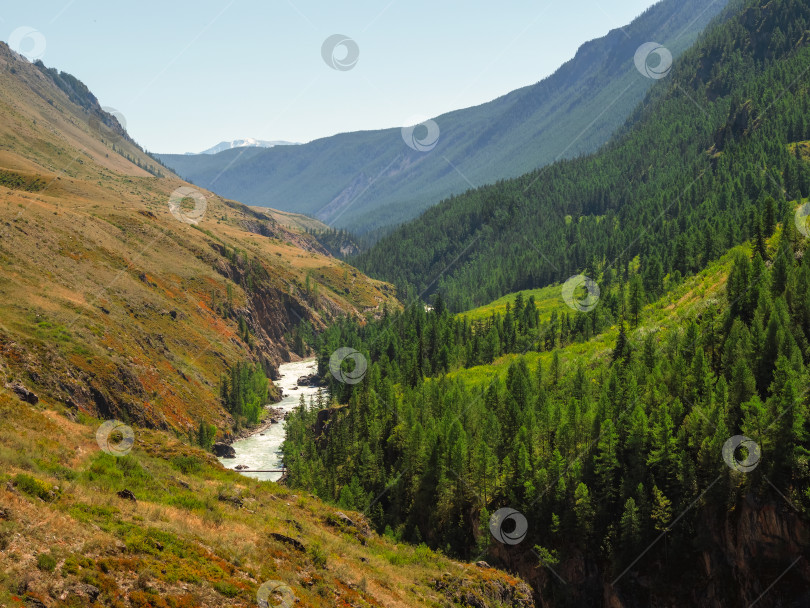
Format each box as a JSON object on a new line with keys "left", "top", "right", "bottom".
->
{"left": 217, "top": 358, "right": 319, "bottom": 482}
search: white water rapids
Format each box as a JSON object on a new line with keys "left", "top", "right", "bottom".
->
{"left": 217, "top": 358, "right": 319, "bottom": 482}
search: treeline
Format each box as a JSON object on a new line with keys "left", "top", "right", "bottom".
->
{"left": 308, "top": 272, "right": 659, "bottom": 407}
{"left": 353, "top": 0, "right": 810, "bottom": 312}
{"left": 308, "top": 288, "right": 621, "bottom": 407}
{"left": 284, "top": 228, "right": 810, "bottom": 602}
{"left": 307, "top": 228, "right": 360, "bottom": 258}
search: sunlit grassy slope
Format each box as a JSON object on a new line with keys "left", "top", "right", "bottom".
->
{"left": 0, "top": 41, "right": 398, "bottom": 435}
{"left": 456, "top": 284, "right": 570, "bottom": 323}
{"left": 450, "top": 244, "right": 741, "bottom": 386}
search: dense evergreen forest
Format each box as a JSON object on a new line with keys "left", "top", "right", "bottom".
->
{"left": 354, "top": 0, "right": 810, "bottom": 312}
{"left": 283, "top": 0, "right": 810, "bottom": 603}
{"left": 286, "top": 230, "right": 810, "bottom": 603}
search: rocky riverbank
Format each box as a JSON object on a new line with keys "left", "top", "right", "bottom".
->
{"left": 223, "top": 406, "right": 290, "bottom": 445}
{"left": 217, "top": 358, "right": 320, "bottom": 481}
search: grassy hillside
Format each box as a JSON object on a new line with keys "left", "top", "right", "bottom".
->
{"left": 458, "top": 284, "right": 572, "bottom": 324}
{"left": 0, "top": 40, "right": 397, "bottom": 437}
{"left": 0, "top": 391, "right": 532, "bottom": 608}
{"left": 451, "top": 244, "right": 737, "bottom": 385}
{"left": 258, "top": 208, "right": 330, "bottom": 233}
{"left": 158, "top": 0, "right": 726, "bottom": 234}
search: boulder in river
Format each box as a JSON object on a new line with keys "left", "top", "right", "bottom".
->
{"left": 297, "top": 374, "right": 318, "bottom": 386}
{"left": 213, "top": 442, "right": 236, "bottom": 458}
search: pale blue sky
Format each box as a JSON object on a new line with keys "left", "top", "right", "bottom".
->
{"left": 2, "top": 1, "right": 658, "bottom": 153}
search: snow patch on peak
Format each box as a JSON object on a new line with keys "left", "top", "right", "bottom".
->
{"left": 193, "top": 139, "right": 299, "bottom": 155}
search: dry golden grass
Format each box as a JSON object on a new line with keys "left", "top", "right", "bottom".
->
{"left": 0, "top": 43, "right": 397, "bottom": 438}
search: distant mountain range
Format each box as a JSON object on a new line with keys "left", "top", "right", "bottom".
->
{"left": 158, "top": 0, "right": 728, "bottom": 235}
{"left": 194, "top": 138, "right": 299, "bottom": 155}
{"left": 355, "top": 0, "right": 806, "bottom": 312}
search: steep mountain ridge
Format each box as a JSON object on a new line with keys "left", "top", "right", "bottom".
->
{"left": 157, "top": 0, "right": 727, "bottom": 234}
{"left": 0, "top": 40, "right": 396, "bottom": 436}
{"left": 356, "top": 0, "right": 810, "bottom": 311}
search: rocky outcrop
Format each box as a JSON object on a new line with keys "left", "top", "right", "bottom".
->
{"left": 59, "top": 583, "right": 100, "bottom": 603}
{"left": 697, "top": 495, "right": 810, "bottom": 607}
{"left": 116, "top": 489, "right": 137, "bottom": 502}
{"left": 433, "top": 571, "right": 534, "bottom": 608}
{"left": 489, "top": 494, "right": 810, "bottom": 608}
{"left": 5, "top": 382, "right": 38, "bottom": 404}
{"left": 269, "top": 532, "right": 305, "bottom": 552}
{"left": 297, "top": 373, "right": 318, "bottom": 386}
{"left": 314, "top": 405, "right": 348, "bottom": 438}
{"left": 212, "top": 442, "right": 236, "bottom": 458}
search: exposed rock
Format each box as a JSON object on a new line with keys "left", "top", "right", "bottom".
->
{"left": 218, "top": 491, "right": 243, "bottom": 508}
{"left": 6, "top": 383, "right": 38, "bottom": 404}
{"left": 270, "top": 532, "right": 305, "bottom": 552}
{"left": 314, "top": 405, "right": 348, "bottom": 437}
{"left": 235, "top": 464, "right": 248, "bottom": 471}
{"left": 334, "top": 511, "right": 371, "bottom": 536}
{"left": 433, "top": 572, "right": 534, "bottom": 608}
{"left": 117, "top": 489, "right": 136, "bottom": 502}
{"left": 475, "top": 561, "right": 491, "bottom": 569}
{"left": 336, "top": 511, "right": 357, "bottom": 528}
{"left": 213, "top": 442, "right": 236, "bottom": 458}
{"left": 297, "top": 374, "right": 318, "bottom": 386}
{"left": 62, "top": 583, "right": 100, "bottom": 602}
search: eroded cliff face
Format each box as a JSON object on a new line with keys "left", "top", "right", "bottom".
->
{"left": 698, "top": 496, "right": 810, "bottom": 607}
{"left": 485, "top": 495, "right": 808, "bottom": 607}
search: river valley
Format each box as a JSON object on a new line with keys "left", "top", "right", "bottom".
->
{"left": 218, "top": 358, "right": 319, "bottom": 482}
